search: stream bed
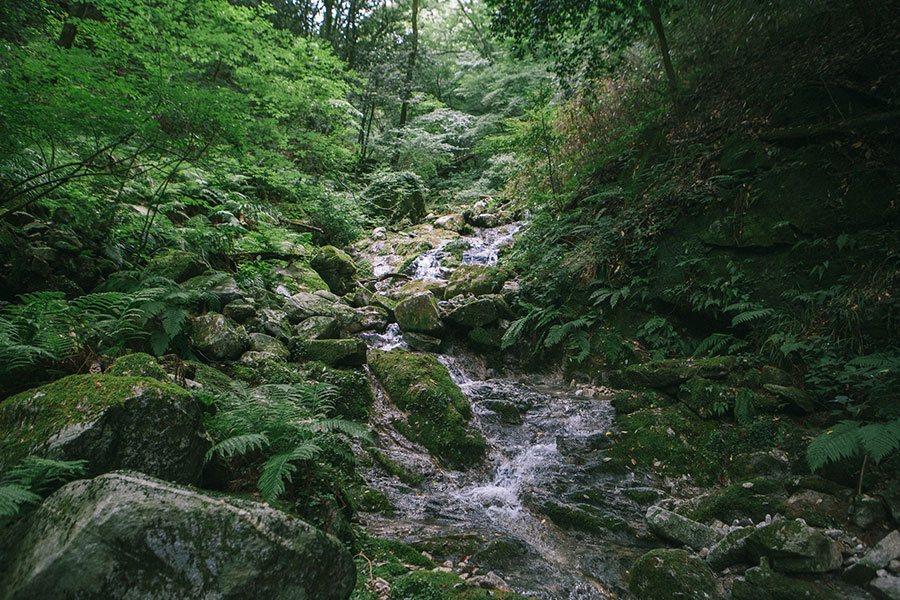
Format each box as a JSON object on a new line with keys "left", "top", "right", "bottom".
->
{"left": 355, "top": 222, "right": 660, "bottom": 599}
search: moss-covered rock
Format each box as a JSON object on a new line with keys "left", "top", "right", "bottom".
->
{"left": 629, "top": 549, "right": 719, "bottom": 600}
{"left": 395, "top": 292, "right": 444, "bottom": 335}
{"left": 106, "top": 353, "right": 167, "bottom": 380}
{"left": 747, "top": 520, "right": 843, "bottom": 573}
{"left": 222, "top": 300, "right": 256, "bottom": 323}
{"left": 467, "top": 326, "right": 504, "bottom": 351}
{"left": 144, "top": 249, "right": 206, "bottom": 283}
{"left": 362, "top": 170, "right": 427, "bottom": 223}
{"left": 679, "top": 479, "right": 786, "bottom": 523}
{"left": 310, "top": 245, "right": 358, "bottom": 295}
{"left": 446, "top": 297, "right": 499, "bottom": 328}
{"left": 293, "top": 339, "right": 368, "bottom": 367}
{"left": 248, "top": 332, "right": 289, "bottom": 360}
{"left": 405, "top": 331, "right": 443, "bottom": 353}
{"left": 614, "top": 356, "right": 735, "bottom": 391}
{"left": 303, "top": 361, "right": 374, "bottom": 421}
{"left": 283, "top": 291, "right": 354, "bottom": 324}
{"left": 346, "top": 306, "right": 389, "bottom": 334}
{"left": 646, "top": 505, "right": 721, "bottom": 550}
{"left": 761, "top": 384, "right": 815, "bottom": 414}
{"left": 0, "top": 375, "right": 207, "bottom": 483}
{"left": 781, "top": 490, "right": 847, "bottom": 528}
{"left": 444, "top": 265, "right": 510, "bottom": 298}
{"left": 707, "top": 527, "right": 755, "bottom": 571}
{"left": 189, "top": 312, "right": 249, "bottom": 361}
{"left": 542, "top": 501, "right": 631, "bottom": 535}
{"left": 611, "top": 389, "right": 668, "bottom": 415}
{"left": 294, "top": 315, "right": 342, "bottom": 340}
{"left": 368, "top": 348, "right": 485, "bottom": 468}
{"left": 731, "top": 557, "right": 841, "bottom": 600}
{"left": 0, "top": 471, "right": 355, "bottom": 600}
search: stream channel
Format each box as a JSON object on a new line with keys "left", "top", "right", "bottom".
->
{"left": 355, "top": 223, "right": 660, "bottom": 599}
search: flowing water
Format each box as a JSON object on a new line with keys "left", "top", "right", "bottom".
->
{"left": 357, "top": 222, "right": 657, "bottom": 599}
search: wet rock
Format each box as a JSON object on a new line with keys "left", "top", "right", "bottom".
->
{"left": 446, "top": 297, "right": 499, "bottom": 328}
{"left": 434, "top": 213, "right": 466, "bottom": 233}
{"left": 543, "top": 501, "right": 630, "bottom": 535}
{"left": 782, "top": 490, "right": 847, "bottom": 528}
{"left": 189, "top": 312, "right": 249, "bottom": 361}
{"left": 257, "top": 308, "right": 292, "bottom": 341}
{"left": 483, "top": 400, "right": 522, "bottom": 425}
{"left": 310, "top": 245, "right": 358, "bottom": 295}
{"left": 872, "top": 574, "right": 900, "bottom": 600}
{"left": 467, "top": 325, "right": 504, "bottom": 350}
{"left": 295, "top": 315, "right": 342, "bottom": 340}
{"left": 844, "top": 530, "right": 900, "bottom": 585}
{"left": 707, "top": 527, "right": 755, "bottom": 571}
{"left": 293, "top": 338, "right": 367, "bottom": 367}
{"left": 0, "top": 375, "right": 207, "bottom": 484}
{"left": 444, "top": 265, "right": 510, "bottom": 298}
{"left": 210, "top": 276, "right": 243, "bottom": 306}
{"left": 731, "top": 557, "right": 841, "bottom": 600}
{"left": 646, "top": 505, "right": 721, "bottom": 551}
{"left": 270, "top": 262, "right": 330, "bottom": 294}
{"left": 748, "top": 519, "right": 843, "bottom": 573}
{"left": 368, "top": 348, "right": 485, "bottom": 468}
{"left": 762, "top": 384, "right": 816, "bottom": 414}
{"left": 395, "top": 292, "right": 443, "bottom": 335}
{"left": 470, "top": 571, "right": 511, "bottom": 592}
{"left": 629, "top": 548, "right": 719, "bottom": 600}
{"left": 0, "top": 471, "right": 355, "bottom": 600}
{"left": 145, "top": 249, "right": 206, "bottom": 283}
{"left": 106, "top": 353, "right": 168, "bottom": 380}
{"left": 222, "top": 300, "right": 256, "bottom": 323}
{"left": 248, "top": 332, "right": 289, "bottom": 360}
{"left": 615, "top": 356, "right": 735, "bottom": 391}
{"left": 346, "top": 306, "right": 389, "bottom": 334}
{"left": 404, "top": 331, "right": 442, "bottom": 353}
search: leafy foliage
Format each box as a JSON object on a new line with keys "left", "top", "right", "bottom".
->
{"left": 0, "top": 457, "right": 86, "bottom": 523}
{"left": 807, "top": 419, "right": 900, "bottom": 473}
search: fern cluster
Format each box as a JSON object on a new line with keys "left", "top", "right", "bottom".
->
{"left": 807, "top": 419, "right": 900, "bottom": 473}
{"left": 0, "top": 457, "right": 86, "bottom": 524}
{"left": 204, "top": 381, "right": 370, "bottom": 502}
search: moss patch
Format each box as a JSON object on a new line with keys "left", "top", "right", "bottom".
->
{"left": 679, "top": 479, "right": 786, "bottom": 523}
{"left": 106, "top": 353, "right": 168, "bottom": 380}
{"left": 369, "top": 349, "right": 485, "bottom": 468}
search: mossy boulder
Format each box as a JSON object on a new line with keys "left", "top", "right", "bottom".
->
{"left": 444, "top": 265, "right": 510, "bottom": 298}
{"left": 542, "top": 501, "right": 630, "bottom": 535}
{"left": 446, "top": 297, "right": 500, "bottom": 328}
{"left": 467, "top": 325, "right": 504, "bottom": 351}
{"left": 762, "top": 384, "right": 816, "bottom": 414}
{"left": 679, "top": 479, "right": 786, "bottom": 523}
{"left": 0, "top": 375, "right": 207, "bottom": 483}
{"left": 646, "top": 505, "right": 721, "bottom": 551}
{"left": 731, "top": 558, "right": 841, "bottom": 600}
{"left": 368, "top": 348, "right": 485, "bottom": 468}
{"left": 395, "top": 292, "right": 443, "bottom": 335}
{"left": 247, "top": 332, "right": 289, "bottom": 360}
{"left": 782, "top": 490, "right": 847, "bottom": 528}
{"left": 747, "top": 520, "right": 843, "bottom": 573}
{"left": 611, "top": 390, "right": 668, "bottom": 415}
{"left": 144, "top": 249, "right": 206, "bottom": 283}
{"left": 0, "top": 471, "right": 356, "bottom": 600}
{"left": 106, "top": 353, "right": 167, "bottom": 381}
{"left": 707, "top": 527, "right": 755, "bottom": 571}
{"left": 614, "top": 356, "right": 735, "bottom": 391}
{"left": 283, "top": 291, "right": 354, "bottom": 324}
{"left": 629, "top": 549, "right": 719, "bottom": 600}
{"left": 222, "top": 301, "right": 256, "bottom": 323}
{"left": 303, "top": 362, "right": 373, "bottom": 421}
{"left": 294, "top": 315, "right": 342, "bottom": 340}
{"left": 189, "top": 312, "right": 249, "bottom": 361}
{"left": 405, "top": 331, "right": 443, "bottom": 353}
{"left": 268, "top": 262, "right": 330, "bottom": 295}
{"left": 346, "top": 306, "right": 389, "bottom": 334}
{"left": 310, "top": 245, "right": 358, "bottom": 295}
{"left": 362, "top": 170, "right": 427, "bottom": 223}
{"left": 293, "top": 339, "right": 367, "bottom": 367}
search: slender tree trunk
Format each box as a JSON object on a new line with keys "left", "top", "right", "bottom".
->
{"left": 345, "top": 0, "right": 360, "bottom": 67}
{"left": 322, "top": 0, "right": 335, "bottom": 41}
{"left": 646, "top": 0, "right": 679, "bottom": 101}
{"left": 57, "top": 3, "right": 88, "bottom": 48}
{"left": 398, "top": 0, "right": 419, "bottom": 128}
{"left": 457, "top": 0, "right": 494, "bottom": 64}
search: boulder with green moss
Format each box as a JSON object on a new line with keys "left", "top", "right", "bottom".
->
{"left": 310, "top": 245, "right": 358, "bottom": 295}
{"left": 346, "top": 306, "right": 389, "bottom": 334}
{"left": 707, "top": 527, "right": 755, "bottom": 571}
{"left": 678, "top": 479, "right": 786, "bottom": 523}
{"left": 747, "top": 520, "right": 843, "bottom": 573}
{"left": 614, "top": 356, "right": 735, "bottom": 391}
{"left": 646, "top": 505, "right": 721, "bottom": 551}
{"left": 303, "top": 362, "right": 373, "bottom": 421}
{"left": 106, "top": 353, "right": 167, "bottom": 380}
{"left": 294, "top": 315, "right": 342, "bottom": 340}
{"left": 144, "top": 249, "right": 206, "bottom": 283}
{"left": 405, "top": 331, "right": 442, "bottom": 353}
{"left": 271, "top": 261, "right": 331, "bottom": 294}
{"left": 0, "top": 375, "right": 207, "bottom": 483}
{"left": 222, "top": 300, "right": 256, "bottom": 323}
{"left": 629, "top": 549, "right": 719, "bottom": 600}
{"left": 283, "top": 291, "right": 354, "bottom": 324}
{"left": 248, "top": 332, "right": 289, "bottom": 360}
{"left": 368, "top": 348, "right": 485, "bottom": 468}
{"left": 0, "top": 471, "right": 355, "bottom": 600}
{"left": 395, "top": 292, "right": 443, "bottom": 335}
{"left": 293, "top": 338, "right": 367, "bottom": 367}
{"left": 444, "top": 265, "right": 510, "bottom": 298}
{"left": 446, "top": 296, "right": 500, "bottom": 328}
{"left": 189, "top": 312, "right": 249, "bottom": 361}
{"left": 731, "top": 557, "right": 841, "bottom": 600}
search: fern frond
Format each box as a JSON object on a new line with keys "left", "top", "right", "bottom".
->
{"left": 306, "top": 419, "right": 372, "bottom": 442}
{"left": 0, "top": 484, "right": 41, "bottom": 519}
{"left": 859, "top": 420, "right": 900, "bottom": 464}
{"left": 807, "top": 420, "right": 862, "bottom": 472}
{"left": 258, "top": 441, "right": 321, "bottom": 501}
{"left": 730, "top": 308, "right": 775, "bottom": 327}
{"left": 204, "top": 433, "right": 270, "bottom": 463}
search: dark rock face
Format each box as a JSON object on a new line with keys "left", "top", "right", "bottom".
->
{"left": 189, "top": 313, "right": 249, "bottom": 361}
{"left": 629, "top": 548, "right": 719, "bottom": 600}
{"left": 394, "top": 292, "right": 443, "bottom": 335}
{"left": 310, "top": 245, "right": 358, "bottom": 295}
{"left": 0, "top": 375, "right": 208, "bottom": 484}
{"left": 0, "top": 471, "right": 357, "bottom": 600}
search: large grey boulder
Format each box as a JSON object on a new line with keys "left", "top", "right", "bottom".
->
{"left": 293, "top": 339, "right": 368, "bottom": 367}
{"left": 310, "top": 246, "right": 358, "bottom": 295}
{"left": 346, "top": 306, "right": 389, "bottom": 334}
{"left": 190, "top": 313, "right": 249, "bottom": 361}
{"left": 283, "top": 291, "right": 354, "bottom": 324}
{"left": 248, "top": 332, "right": 289, "bottom": 361}
{"left": 0, "top": 471, "right": 356, "bottom": 600}
{"left": 748, "top": 519, "right": 843, "bottom": 573}
{"left": 646, "top": 505, "right": 721, "bottom": 551}
{"left": 0, "top": 375, "right": 207, "bottom": 484}
{"left": 295, "top": 315, "right": 342, "bottom": 340}
{"left": 707, "top": 527, "right": 755, "bottom": 571}
{"left": 395, "top": 292, "right": 443, "bottom": 335}
{"left": 446, "top": 297, "right": 500, "bottom": 328}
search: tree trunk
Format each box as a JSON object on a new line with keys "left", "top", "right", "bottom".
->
{"left": 457, "top": 0, "right": 494, "bottom": 64}
{"left": 646, "top": 0, "right": 678, "bottom": 101}
{"left": 57, "top": 3, "right": 89, "bottom": 49}
{"left": 322, "top": 0, "right": 334, "bottom": 41}
{"left": 398, "top": 0, "right": 419, "bottom": 128}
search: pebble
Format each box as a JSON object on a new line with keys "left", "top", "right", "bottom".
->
{"left": 742, "top": 482, "right": 754, "bottom": 488}
{"left": 825, "top": 529, "right": 843, "bottom": 539}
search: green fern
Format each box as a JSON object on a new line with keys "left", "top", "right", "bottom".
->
{"left": 0, "top": 457, "right": 86, "bottom": 521}
{"left": 205, "top": 433, "right": 269, "bottom": 463}
{"left": 258, "top": 442, "right": 321, "bottom": 501}
{"left": 807, "top": 419, "right": 900, "bottom": 472}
